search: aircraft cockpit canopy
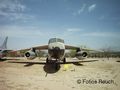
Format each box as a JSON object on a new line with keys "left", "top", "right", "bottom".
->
{"left": 48, "top": 38, "right": 64, "bottom": 43}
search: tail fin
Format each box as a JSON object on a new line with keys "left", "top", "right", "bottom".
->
{"left": 0, "top": 36, "right": 8, "bottom": 49}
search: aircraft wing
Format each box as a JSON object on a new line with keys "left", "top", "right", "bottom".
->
{"left": 65, "top": 45, "right": 80, "bottom": 50}
{"left": 31, "top": 45, "right": 48, "bottom": 50}
{"left": 14, "top": 45, "right": 48, "bottom": 52}
{"left": 65, "top": 45, "right": 92, "bottom": 51}
{"left": 9, "top": 45, "right": 48, "bottom": 57}
{"left": 2, "top": 49, "right": 13, "bottom": 53}
{"left": 8, "top": 59, "right": 98, "bottom": 64}
{"left": 81, "top": 48, "right": 98, "bottom": 51}
{"left": 65, "top": 45, "right": 102, "bottom": 52}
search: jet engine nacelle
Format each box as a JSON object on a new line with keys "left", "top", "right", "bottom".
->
{"left": 25, "top": 50, "right": 36, "bottom": 60}
{"left": 75, "top": 51, "right": 87, "bottom": 60}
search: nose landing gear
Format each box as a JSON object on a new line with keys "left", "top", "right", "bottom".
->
{"left": 46, "top": 58, "right": 49, "bottom": 63}
{"left": 55, "top": 63, "right": 60, "bottom": 70}
{"left": 46, "top": 58, "right": 60, "bottom": 70}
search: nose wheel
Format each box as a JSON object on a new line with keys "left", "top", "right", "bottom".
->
{"left": 46, "top": 58, "right": 60, "bottom": 70}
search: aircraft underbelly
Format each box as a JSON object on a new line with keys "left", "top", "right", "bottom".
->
{"left": 48, "top": 49, "right": 65, "bottom": 60}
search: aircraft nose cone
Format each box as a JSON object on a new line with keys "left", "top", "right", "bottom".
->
{"left": 52, "top": 47, "right": 61, "bottom": 59}
{"left": 52, "top": 47, "right": 60, "bottom": 54}
{"left": 54, "top": 47, "right": 60, "bottom": 51}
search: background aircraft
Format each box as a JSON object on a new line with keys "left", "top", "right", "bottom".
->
{"left": 0, "top": 37, "right": 12, "bottom": 59}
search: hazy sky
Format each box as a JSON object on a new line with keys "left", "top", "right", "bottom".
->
{"left": 0, "top": 0, "right": 120, "bottom": 50}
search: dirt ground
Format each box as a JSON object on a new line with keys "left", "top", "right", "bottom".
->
{"left": 0, "top": 57, "right": 120, "bottom": 90}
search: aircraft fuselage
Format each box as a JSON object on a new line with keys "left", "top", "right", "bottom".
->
{"left": 48, "top": 38, "right": 65, "bottom": 60}
{"left": 0, "top": 50, "right": 6, "bottom": 59}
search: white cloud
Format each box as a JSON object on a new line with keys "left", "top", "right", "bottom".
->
{"left": 81, "top": 32, "right": 120, "bottom": 38}
{"left": 0, "top": 0, "right": 25, "bottom": 13}
{"left": 78, "top": 4, "right": 86, "bottom": 14}
{"left": 73, "top": 4, "right": 96, "bottom": 15}
{"left": 0, "top": 0, "right": 26, "bottom": 12}
{"left": 0, "top": 0, "right": 33, "bottom": 21}
{"left": 67, "top": 28, "right": 82, "bottom": 32}
{"left": 72, "top": 4, "right": 86, "bottom": 16}
{"left": 88, "top": 4, "right": 96, "bottom": 12}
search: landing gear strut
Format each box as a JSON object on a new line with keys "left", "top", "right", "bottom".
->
{"left": 46, "top": 58, "right": 49, "bottom": 63}
{"left": 63, "top": 58, "right": 66, "bottom": 63}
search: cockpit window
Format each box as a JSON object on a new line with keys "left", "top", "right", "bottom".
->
{"left": 57, "top": 38, "right": 64, "bottom": 43}
{"left": 49, "top": 38, "right": 56, "bottom": 43}
{"left": 49, "top": 38, "right": 64, "bottom": 43}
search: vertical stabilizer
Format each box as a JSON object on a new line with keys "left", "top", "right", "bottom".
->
{"left": 0, "top": 37, "right": 8, "bottom": 50}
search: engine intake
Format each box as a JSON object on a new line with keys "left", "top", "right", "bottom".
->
{"left": 25, "top": 50, "right": 36, "bottom": 60}
{"left": 76, "top": 51, "right": 87, "bottom": 60}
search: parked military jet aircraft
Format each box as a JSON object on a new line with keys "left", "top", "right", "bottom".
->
{"left": 17, "top": 38, "right": 90, "bottom": 62}
{"left": 10, "top": 38, "right": 100, "bottom": 70}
